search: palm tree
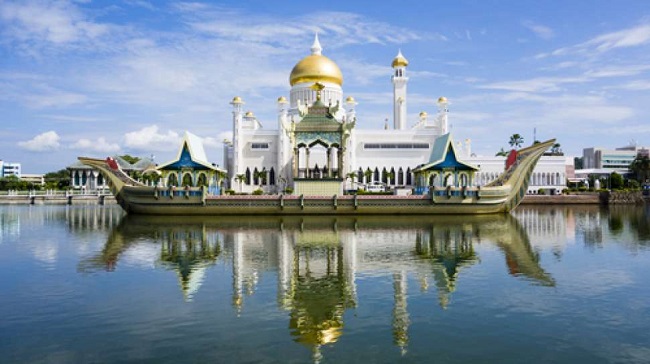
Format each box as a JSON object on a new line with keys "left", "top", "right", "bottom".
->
{"left": 508, "top": 134, "right": 524, "bottom": 149}
{"left": 346, "top": 172, "right": 358, "bottom": 190}
{"left": 550, "top": 143, "right": 562, "bottom": 155}
{"left": 495, "top": 147, "right": 508, "bottom": 157}
{"left": 235, "top": 173, "right": 247, "bottom": 192}
{"left": 363, "top": 168, "right": 373, "bottom": 185}
{"left": 254, "top": 169, "right": 267, "bottom": 187}
{"left": 385, "top": 171, "right": 395, "bottom": 185}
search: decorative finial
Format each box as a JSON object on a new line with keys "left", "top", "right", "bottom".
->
{"left": 311, "top": 33, "right": 322, "bottom": 55}
{"left": 310, "top": 82, "right": 326, "bottom": 101}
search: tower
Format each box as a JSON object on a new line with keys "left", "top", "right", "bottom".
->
{"left": 392, "top": 50, "right": 409, "bottom": 130}
{"left": 230, "top": 96, "right": 244, "bottom": 187}
{"left": 437, "top": 96, "right": 449, "bottom": 135}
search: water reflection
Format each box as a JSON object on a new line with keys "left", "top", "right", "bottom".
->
{"left": 77, "top": 213, "right": 558, "bottom": 358}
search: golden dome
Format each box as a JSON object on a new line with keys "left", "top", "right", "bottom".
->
{"left": 244, "top": 111, "right": 254, "bottom": 117}
{"left": 345, "top": 96, "right": 355, "bottom": 103}
{"left": 231, "top": 96, "right": 243, "bottom": 104}
{"left": 392, "top": 50, "right": 409, "bottom": 68}
{"left": 290, "top": 54, "right": 343, "bottom": 86}
{"left": 419, "top": 111, "right": 428, "bottom": 117}
{"left": 438, "top": 96, "right": 448, "bottom": 103}
{"left": 277, "top": 96, "right": 288, "bottom": 103}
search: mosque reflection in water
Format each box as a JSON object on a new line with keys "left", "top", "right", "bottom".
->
{"left": 76, "top": 211, "right": 562, "bottom": 360}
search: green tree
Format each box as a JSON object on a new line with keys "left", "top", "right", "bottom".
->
{"left": 235, "top": 173, "right": 247, "bottom": 192}
{"left": 610, "top": 172, "right": 624, "bottom": 190}
{"left": 550, "top": 143, "right": 563, "bottom": 155}
{"left": 630, "top": 155, "right": 650, "bottom": 183}
{"left": 346, "top": 172, "right": 358, "bottom": 190}
{"left": 363, "top": 168, "right": 373, "bottom": 184}
{"left": 44, "top": 169, "right": 71, "bottom": 189}
{"left": 495, "top": 147, "right": 508, "bottom": 157}
{"left": 508, "top": 134, "right": 524, "bottom": 148}
{"left": 119, "top": 155, "right": 140, "bottom": 164}
{"left": 0, "top": 176, "right": 34, "bottom": 191}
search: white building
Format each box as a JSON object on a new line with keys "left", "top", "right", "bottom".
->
{"left": 0, "top": 160, "right": 21, "bottom": 178}
{"left": 223, "top": 36, "right": 566, "bottom": 194}
{"left": 582, "top": 145, "right": 647, "bottom": 172}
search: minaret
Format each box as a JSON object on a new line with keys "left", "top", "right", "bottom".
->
{"left": 230, "top": 96, "right": 244, "bottom": 188}
{"left": 391, "top": 50, "right": 409, "bottom": 130}
{"left": 437, "top": 96, "right": 449, "bottom": 135}
{"left": 277, "top": 96, "right": 289, "bottom": 190}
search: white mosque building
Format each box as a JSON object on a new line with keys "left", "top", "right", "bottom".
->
{"left": 223, "top": 35, "right": 567, "bottom": 195}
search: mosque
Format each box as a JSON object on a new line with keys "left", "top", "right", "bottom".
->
{"left": 222, "top": 35, "right": 567, "bottom": 195}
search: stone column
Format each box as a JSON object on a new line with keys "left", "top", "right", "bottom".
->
{"left": 305, "top": 149, "right": 310, "bottom": 178}
{"left": 338, "top": 148, "right": 345, "bottom": 178}
{"left": 327, "top": 147, "right": 332, "bottom": 178}
{"left": 293, "top": 148, "right": 299, "bottom": 178}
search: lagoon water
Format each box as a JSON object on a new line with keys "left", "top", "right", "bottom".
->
{"left": 1, "top": 204, "right": 649, "bottom": 363}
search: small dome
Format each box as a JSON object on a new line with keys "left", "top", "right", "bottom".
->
{"left": 345, "top": 96, "right": 355, "bottom": 103}
{"left": 231, "top": 96, "right": 243, "bottom": 104}
{"left": 438, "top": 96, "right": 448, "bottom": 103}
{"left": 419, "top": 111, "right": 428, "bottom": 117}
{"left": 277, "top": 96, "right": 288, "bottom": 103}
{"left": 245, "top": 111, "right": 254, "bottom": 117}
{"left": 391, "top": 50, "right": 409, "bottom": 68}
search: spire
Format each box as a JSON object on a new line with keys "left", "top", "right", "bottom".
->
{"left": 311, "top": 33, "right": 322, "bottom": 55}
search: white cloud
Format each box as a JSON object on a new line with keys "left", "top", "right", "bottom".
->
{"left": 18, "top": 130, "right": 61, "bottom": 151}
{"left": 24, "top": 90, "right": 88, "bottom": 108}
{"left": 70, "top": 137, "right": 120, "bottom": 153}
{"left": 522, "top": 21, "right": 554, "bottom": 40}
{"left": 606, "top": 80, "right": 650, "bottom": 90}
{"left": 216, "top": 131, "right": 233, "bottom": 144}
{"left": 539, "top": 23, "right": 650, "bottom": 58}
{"left": 124, "top": 125, "right": 181, "bottom": 151}
{"left": 0, "top": 0, "right": 109, "bottom": 45}
{"left": 479, "top": 76, "right": 588, "bottom": 93}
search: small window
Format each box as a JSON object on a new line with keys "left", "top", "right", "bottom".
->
{"left": 364, "top": 143, "right": 429, "bottom": 150}
{"left": 251, "top": 143, "right": 269, "bottom": 150}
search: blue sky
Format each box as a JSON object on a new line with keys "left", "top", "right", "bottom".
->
{"left": 2, "top": 0, "right": 650, "bottom": 173}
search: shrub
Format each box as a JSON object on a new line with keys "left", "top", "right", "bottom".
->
{"left": 284, "top": 187, "right": 294, "bottom": 194}
{"left": 225, "top": 189, "right": 235, "bottom": 195}
{"left": 252, "top": 189, "right": 264, "bottom": 195}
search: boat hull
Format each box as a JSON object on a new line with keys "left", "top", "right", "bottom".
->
{"left": 117, "top": 187, "right": 511, "bottom": 215}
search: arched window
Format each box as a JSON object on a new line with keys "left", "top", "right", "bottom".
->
{"left": 182, "top": 173, "right": 193, "bottom": 187}
{"left": 374, "top": 167, "right": 380, "bottom": 182}
{"left": 390, "top": 167, "right": 395, "bottom": 185}
{"left": 168, "top": 174, "right": 178, "bottom": 187}
{"left": 197, "top": 173, "right": 208, "bottom": 187}
{"left": 398, "top": 168, "right": 404, "bottom": 185}
{"left": 253, "top": 168, "right": 259, "bottom": 185}
{"left": 429, "top": 174, "right": 436, "bottom": 186}
{"left": 74, "top": 172, "right": 80, "bottom": 186}
{"left": 97, "top": 173, "right": 104, "bottom": 186}
{"left": 382, "top": 168, "right": 388, "bottom": 184}
{"left": 245, "top": 168, "right": 251, "bottom": 186}
{"left": 269, "top": 168, "right": 276, "bottom": 185}
{"left": 81, "top": 172, "right": 87, "bottom": 185}
{"left": 358, "top": 168, "right": 364, "bottom": 184}
{"left": 406, "top": 168, "right": 412, "bottom": 185}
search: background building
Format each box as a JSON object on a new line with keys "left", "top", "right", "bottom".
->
{"left": 0, "top": 160, "right": 22, "bottom": 178}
